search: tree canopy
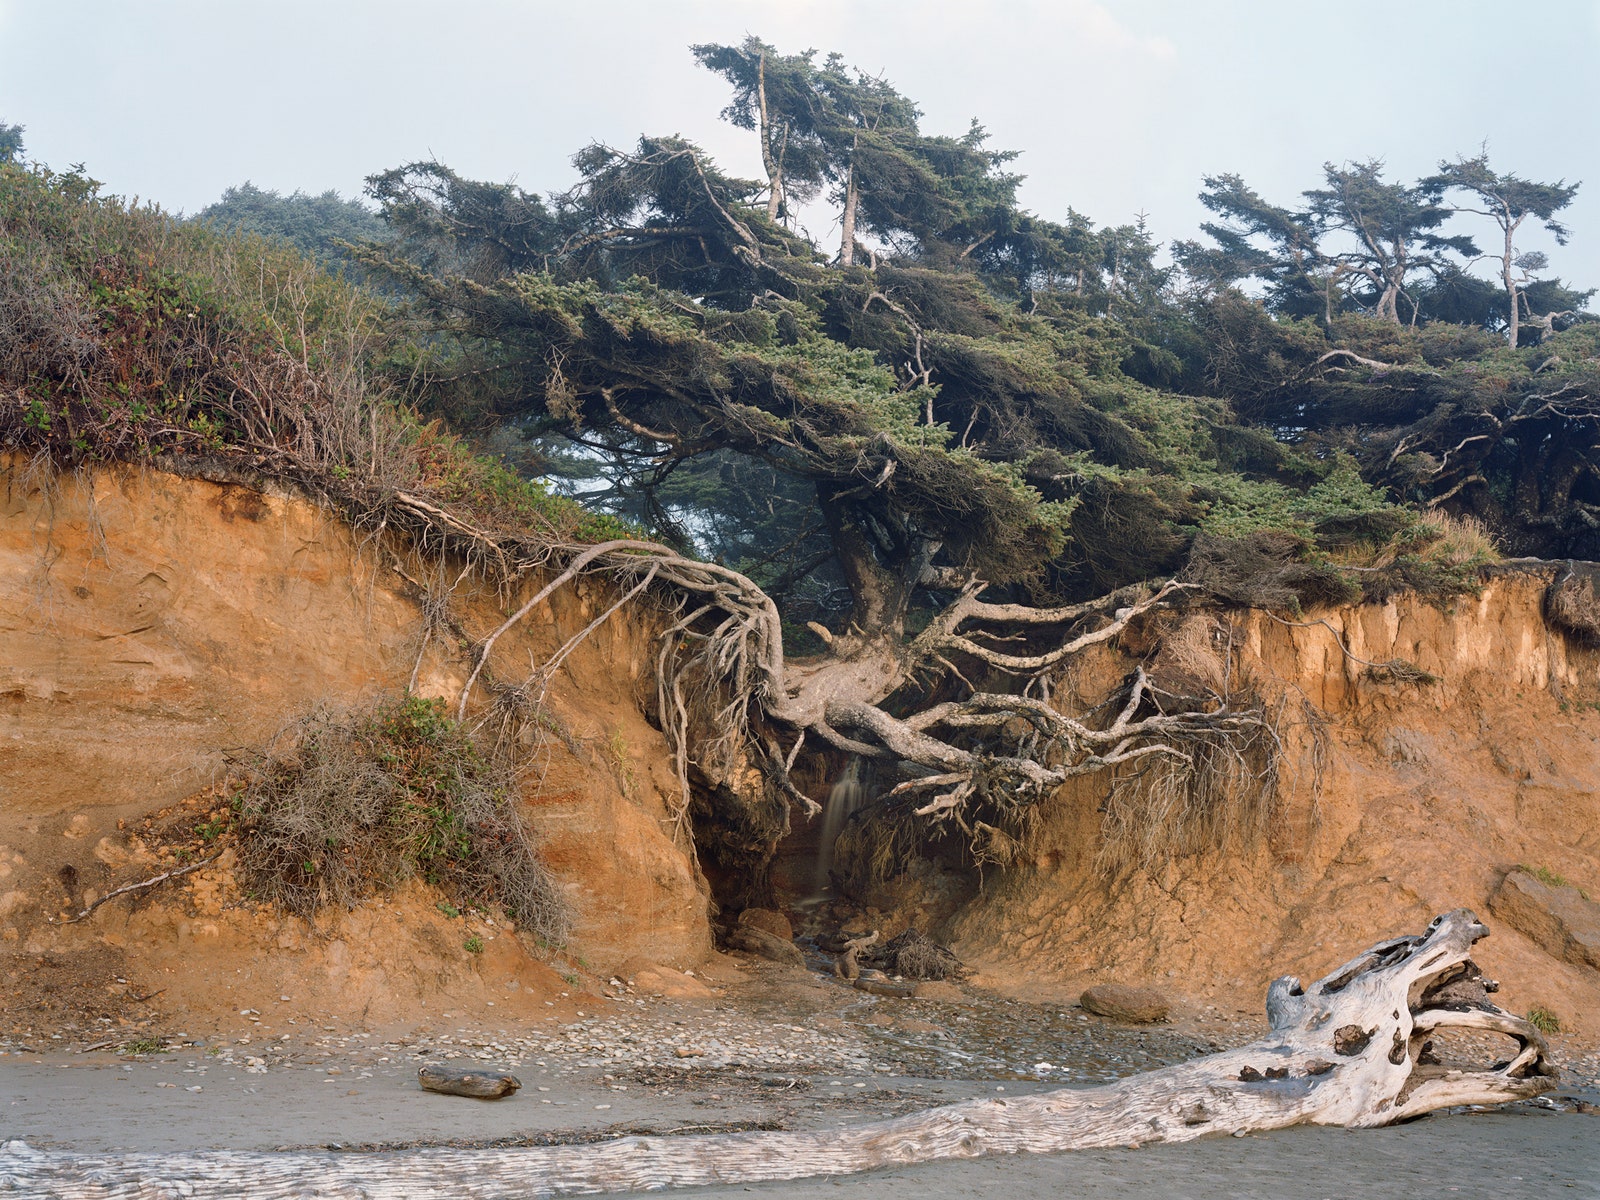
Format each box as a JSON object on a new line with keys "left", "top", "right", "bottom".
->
{"left": 193, "top": 182, "right": 390, "bottom": 269}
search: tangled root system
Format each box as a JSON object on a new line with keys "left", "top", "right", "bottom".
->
{"left": 864, "top": 929, "right": 968, "bottom": 981}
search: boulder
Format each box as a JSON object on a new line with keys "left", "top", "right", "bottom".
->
{"left": 1489, "top": 869, "right": 1600, "bottom": 969}
{"left": 738, "top": 908, "right": 794, "bottom": 941}
{"left": 1079, "top": 982, "right": 1170, "bottom": 1024}
{"left": 725, "top": 923, "right": 805, "bottom": 967}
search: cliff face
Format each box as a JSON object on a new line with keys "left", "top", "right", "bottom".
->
{"left": 946, "top": 569, "right": 1600, "bottom": 1032}
{"left": 0, "top": 460, "right": 708, "bottom": 1024}
{"left": 5, "top": 461, "right": 1597, "bottom": 1035}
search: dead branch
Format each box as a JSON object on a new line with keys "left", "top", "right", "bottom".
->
{"left": 456, "top": 538, "right": 672, "bottom": 720}
{"left": 1262, "top": 612, "right": 1436, "bottom": 681}
{"left": 51, "top": 853, "right": 223, "bottom": 925}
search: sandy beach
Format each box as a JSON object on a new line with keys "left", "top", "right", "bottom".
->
{"left": 4, "top": 959, "right": 1595, "bottom": 1198}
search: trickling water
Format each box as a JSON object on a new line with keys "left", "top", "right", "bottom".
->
{"left": 812, "top": 757, "right": 866, "bottom": 895}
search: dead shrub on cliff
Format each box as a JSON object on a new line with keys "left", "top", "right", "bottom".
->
{"left": 1545, "top": 563, "right": 1600, "bottom": 643}
{"left": 1182, "top": 532, "right": 1359, "bottom": 612}
{"left": 229, "top": 694, "right": 567, "bottom": 945}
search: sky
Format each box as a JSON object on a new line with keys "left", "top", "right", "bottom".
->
{"left": 3, "top": 0, "right": 1599, "bottom": 284}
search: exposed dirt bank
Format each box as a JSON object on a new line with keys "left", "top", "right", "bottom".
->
{"left": 913, "top": 569, "right": 1600, "bottom": 1036}
{"left": 0, "top": 459, "right": 707, "bottom": 1035}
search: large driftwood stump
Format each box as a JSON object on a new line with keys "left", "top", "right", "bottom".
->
{"left": 0, "top": 910, "right": 1557, "bottom": 1198}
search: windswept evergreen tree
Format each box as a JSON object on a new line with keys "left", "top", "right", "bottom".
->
{"left": 193, "top": 182, "right": 389, "bottom": 267}
{"left": 1430, "top": 153, "right": 1585, "bottom": 344}
{"left": 0, "top": 122, "right": 23, "bottom": 165}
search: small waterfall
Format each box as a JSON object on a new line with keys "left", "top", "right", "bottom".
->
{"left": 812, "top": 757, "right": 865, "bottom": 895}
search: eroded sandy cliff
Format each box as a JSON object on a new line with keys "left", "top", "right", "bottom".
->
{"left": 946, "top": 571, "right": 1600, "bottom": 1031}
{"left": 3, "top": 460, "right": 1597, "bottom": 1038}
{"left": 1, "top": 459, "right": 708, "bottom": 1026}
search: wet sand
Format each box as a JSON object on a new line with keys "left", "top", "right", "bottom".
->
{"left": 3, "top": 1053, "right": 1594, "bottom": 1199}
{"left": 678, "top": 1111, "right": 1597, "bottom": 1200}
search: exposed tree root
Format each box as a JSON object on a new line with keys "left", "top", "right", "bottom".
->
{"left": 414, "top": 500, "right": 1277, "bottom": 867}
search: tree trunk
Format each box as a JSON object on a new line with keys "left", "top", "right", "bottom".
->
{"left": 0, "top": 911, "right": 1555, "bottom": 1198}
{"left": 817, "top": 486, "right": 907, "bottom": 642}
{"left": 757, "top": 52, "right": 783, "bottom": 223}
{"left": 839, "top": 138, "right": 860, "bottom": 266}
{"left": 1502, "top": 212, "right": 1521, "bottom": 347}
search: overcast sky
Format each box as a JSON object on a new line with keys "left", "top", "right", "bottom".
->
{"left": 3, "top": 1, "right": 1598, "bottom": 284}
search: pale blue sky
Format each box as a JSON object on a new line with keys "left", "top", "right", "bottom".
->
{"left": 3, "top": 1, "right": 1598, "bottom": 285}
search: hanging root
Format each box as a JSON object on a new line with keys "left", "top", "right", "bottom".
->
{"left": 436, "top": 517, "right": 1274, "bottom": 869}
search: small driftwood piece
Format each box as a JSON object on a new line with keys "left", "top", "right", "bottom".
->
{"left": 0, "top": 910, "right": 1556, "bottom": 1198}
{"left": 852, "top": 973, "right": 916, "bottom": 998}
{"left": 832, "top": 930, "right": 879, "bottom": 980}
{"left": 417, "top": 1064, "right": 521, "bottom": 1098}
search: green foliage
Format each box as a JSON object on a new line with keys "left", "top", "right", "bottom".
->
{"left": 192, "top": 182, "right": 390, "bottom": 268}
{"left": 0, "top": 161, "right": 613, "bottom": 546}
{"left": 463, "top": 935, "right": 484, "bottom": 954}
{"left": 119, "top": 1038, "right": 166, "bottom": 1056}
{"left": 0, "top": 122, "right": 22, "bottom": 165}
{"left": 356, "top": 37, "right": 1589, "bottom": 621}
{"left": 1519, "top": 863, "right": 1589, "bottom": 899}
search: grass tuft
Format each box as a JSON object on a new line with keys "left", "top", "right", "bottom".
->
{"left": 1526, "top": 1006, "right": 1562, "bottom": 1035}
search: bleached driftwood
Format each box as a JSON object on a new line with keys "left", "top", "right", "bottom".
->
{"left": 0, "top": 910, "right": 1556, "bottom": 1199}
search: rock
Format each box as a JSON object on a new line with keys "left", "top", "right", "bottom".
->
{"left": 912, "top": 980, "right": 966, "bottom": 1003}
{"left": 1489, "top": 869, "right": 1600, "bottom": 969}
{"left": 417, "top": 1064, "right": 521, "bottom": 1098}
{"left": 1079, "top": 983, "right": 1170, "bottom": 1024}
{"left": 738, "top": 908, "right": 793, "bottom": 941}
{"left": 725, "top": 924, "right": 805, "bottom": 967}
{"left": 632, "top": 965, "right": 715, "bottom": 999}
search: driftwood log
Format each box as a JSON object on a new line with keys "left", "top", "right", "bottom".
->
{"left": 0, "top": 910, "right": 1557, "bottom": 1199}
{"left": 417, "top": 1064, "right": 521, "bottom": 1098}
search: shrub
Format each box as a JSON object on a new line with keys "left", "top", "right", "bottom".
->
{"left": 230, "top": 695, "right": 567, "bottom": 945}
{"left": 0, "top": 161, "right": 631, "bottom": 546}
{"left": 1545, "top": 566, "right": 1600, "bottom": 643}
{"left": 1413, "top": 511, "right": 1499, "bottom": 567}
